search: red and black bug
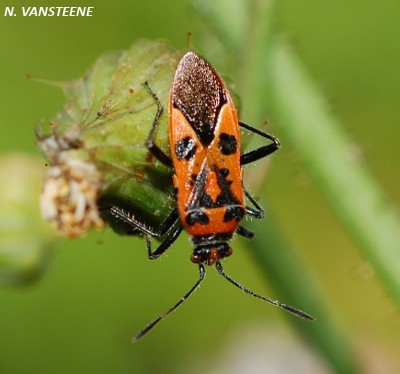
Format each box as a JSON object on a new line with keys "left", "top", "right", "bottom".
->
{"left": 111, "top": 52, "right": 315, "bottom": 340}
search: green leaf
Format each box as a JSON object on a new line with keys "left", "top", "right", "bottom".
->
{"left": 36, "top": 40, "right": 181, "bottom": 237}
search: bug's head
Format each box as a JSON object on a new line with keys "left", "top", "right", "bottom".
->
{"left": 190, "top": 242, "right": 233, "bottom": 266}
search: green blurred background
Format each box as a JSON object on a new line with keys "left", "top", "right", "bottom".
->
{"left": 1, "top": 1, "right": 399, "bottom": 373}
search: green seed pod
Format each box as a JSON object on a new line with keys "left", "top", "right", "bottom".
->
{"left": 36, "top": 40, "right": 181, "bottom": 238}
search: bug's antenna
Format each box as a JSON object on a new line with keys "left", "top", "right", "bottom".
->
{"left": 133, "top": 264, "right": 206, "bottom": 342}
{"left": 215, "top": 261, "right": 315, "bottom": 321}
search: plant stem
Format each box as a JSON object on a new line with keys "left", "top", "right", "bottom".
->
{"left": 270, "top": 38, "right": 400, "bottom": 308}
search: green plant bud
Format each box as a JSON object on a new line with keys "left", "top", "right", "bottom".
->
{"left": 36, "top": 39, "right": 181, "bottom": 238}
{"left": 0, "top": 154, "right": 58, "bottom": 285}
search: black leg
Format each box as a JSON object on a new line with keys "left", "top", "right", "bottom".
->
{"left": 243, "top": 188, "right": 264, "bottom": 219}
{"left": 104, "top": 205, "right": 160, "bottom": 237}
{"left": 143, "top": 81, "right": 173, "bottom": 168}
{"left": 146, "top": 225, "right": 183, "bottom": 260}
{"left": 106, "top": 205, "right": 179, "bottom": 237}
{"left": 145, "top": 209, "right": 181, "bottom": 259}
{"left": 106, "top": 205, "right": 181, "bottom": 260}
{"left": 239, "top": 121, "right": 280, "bottom": 165}
{"left": 239, "top": 188, "right": 265, "bottom": 239}
{"left": 236, "top": 225, "right": 254, "bottom": 239}
{"left": 153, "top": 208, "right": 180, "bottom": 237}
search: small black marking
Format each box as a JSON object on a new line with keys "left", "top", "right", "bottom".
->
{"left": 186, "top": 165, "right": 241, "bottom": 211}
{"left": 188, "top": 173, "right": 198, "bottom": 188}
{"left": 216, "top": 189, "right": 235, "bottom": 206}
{"left": 219, "top": 168, "right": 229, "bottom": 177}
{"left": 199, "top": 192, "right": 214, "bottom": 208}
{"left": 186, "top": 211, "right": 210, "bottom": 226}
{"left": 175, "top": 137, "right": 197, "bottom": 160}
{"left": 219, "top": 133, "right": 238, "bottom": 155}
{"left": 214, "top": 168, "right": 240, "bottom": 207}
{"left": 223, "top": 206, "right": 245, "bottom": 222}
{"left": 197, "top": 123, "right": 214, "bottom": 146}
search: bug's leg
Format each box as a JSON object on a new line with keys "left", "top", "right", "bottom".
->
{"left": 142, "top": 81, "right": 173, "bottom": 168}
{"left": 236, "top": 225, "right": 254, "bottom": 239}
{"left": 105, "top": 205, "right": 181, "bottom": 260}
{"left": 146, "top": 225, "right": 183, "bottom": 260}
{"left": 105, "top": 205, "right": 180, "bottom": 236}
{"left": 100, "top": 205, "right": 160, "bottom": 236}
{"left": 238, "top": 187, "right": 264, "bottom": 238}
{"left": 243, "top": 187, "right": 264, "bottom": 219}
{"left": 238, "top": 188, "right": 261, "bottom": 239}
{"left": 154, "top": 208, "right": 180, "bottom": 236}
{"left": 145, "top": 209, "right": 182, "bottom": 260}
{"left": 239, "top": 121, "right": 280, "bottom": 165}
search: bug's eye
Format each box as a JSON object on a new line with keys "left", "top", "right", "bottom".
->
{"left": 190, "top": 253, "right": 202, "bottom": 263}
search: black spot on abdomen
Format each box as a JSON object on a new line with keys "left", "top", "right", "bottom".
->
{"left": 186, "top": 211, "right": 210, "bottom": 226}
{"left": 223, "top": 206, "right": 245, "bottom": 222}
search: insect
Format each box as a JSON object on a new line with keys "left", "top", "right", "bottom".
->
{"left": 111, "top": 51, "right": 315, "bottom": 341}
